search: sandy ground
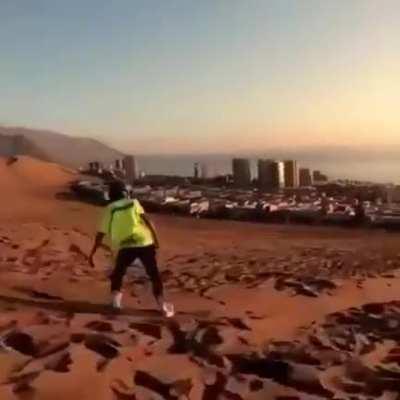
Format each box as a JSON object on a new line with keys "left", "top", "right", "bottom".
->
{"left": 1, "top": 156, "right": 400, "bottom": 399}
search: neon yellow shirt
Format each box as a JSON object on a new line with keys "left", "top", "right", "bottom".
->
{"left": 99, "top": 198, "right": 154, "bottom": 252}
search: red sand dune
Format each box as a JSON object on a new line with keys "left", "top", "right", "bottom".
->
{"left": 0, "top": 156, "right": 78, "bottom": 224}
{"left": 0, "top": 156, "right": 74, "bottom": 191}
{"left": 0, "top": 155, "right": 400, "bottom": 399}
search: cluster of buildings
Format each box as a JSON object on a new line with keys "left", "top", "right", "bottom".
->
{"left": 129, "top": 184, "right": 400, "bottom": 229}
{"left": 71, "top": 153, "right": 400, "bottom": 229}
{"left": 84, "top": 155, "right": 330, "bottom": 195}
{"left": 231, "top": 158, "right": 328, "bottom": 190}
{"left": 85, "top": 155, "right": 138, "bottom": 184}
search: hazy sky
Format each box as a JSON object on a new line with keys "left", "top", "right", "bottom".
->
{"left": 1, "top": 0, "right": 399, "bottom": 154}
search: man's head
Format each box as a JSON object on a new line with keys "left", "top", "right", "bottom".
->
{"left": 108, "top": 180, "right": 128, "bottom": 202}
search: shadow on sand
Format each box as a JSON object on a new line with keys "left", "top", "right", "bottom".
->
{"left": 0, "top": 294, "right": 209, "bottom": 319}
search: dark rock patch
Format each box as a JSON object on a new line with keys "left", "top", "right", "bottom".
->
{"left": 129, "top": 322, "right": 162, "bottom": 340}
{"left": 86, "top": 320, "right": 114, "bottom": 333}
{"left": 5, "top": 331, "right": 38, "bottom": 356}
{"left": 135, "top": 370, "right": 174, "bottom": 399}
{"left": 45, "top": 351, "right": 72, "bottom": 373}
{"left": 84, "top": 334, "right": 120, "bottom": 359}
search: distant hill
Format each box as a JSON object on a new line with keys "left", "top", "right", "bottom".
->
{"left": 0, "top": 126, "right": 125, "bottom": 168}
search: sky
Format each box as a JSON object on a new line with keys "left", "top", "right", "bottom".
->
{"left": 1, "top": 0, "right": 399, "bottom": 155}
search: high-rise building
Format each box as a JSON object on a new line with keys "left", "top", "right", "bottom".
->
{"left": 200, "top": 163, "right": 209, "bottom": 179}
{"left": 299, "top": 168, "right": 313, "bottom": 187}
{"left": 232, "top": 158, "right": 251, "bottom": 187}
{"left": 283, "top": 160, "right": 299, "bottom": 188}
{"left": 313, "top": 170, "right": 328, "bottom": 183}
{"left": 194, "top": 162, "right": 209, "bottom": 179}
{"left": 115, "top": 159, "right": 123, "bottom": 170}
{"left": 387, "top": 186, "right": 400, "bottom": 204}
{"left": 123, "top": 155, "right": 138, "bottom": 184}
{"left": 258, "top": 159, "right": 285, "bottom": 192}
{"left": 89, "top": 161, "right": 101, "bottom": 172}
{"left": 194, "top": 163, "right": 199, "bottom": 179}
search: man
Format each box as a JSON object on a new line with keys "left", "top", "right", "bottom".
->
{"left": 89, "top": 180, "right": 174, "bottom": 317}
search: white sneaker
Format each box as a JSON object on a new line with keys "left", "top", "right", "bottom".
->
{"left": 111, "top": 291, "right": 123, "bottom": 309}
{"left": 162, "top": 302, "right": 175, "bottom": 318}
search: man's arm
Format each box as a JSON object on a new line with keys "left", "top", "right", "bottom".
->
{"left": 89, "top": 205, "right": 111, "bottom": 267}
{"left": 142, "top": 214, "right": 160, "bottom": 249}
{"left": 89, "top": 232, "right": 105, "bottom": 267}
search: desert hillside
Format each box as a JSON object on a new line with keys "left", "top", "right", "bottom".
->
{"left": 0, "top": 126, "right": 124, "bottom": 168}
{"left": 0, "top": 156, "right": 73, "bottom": 188}
{"left": 0, "top": 157, "right": 400, "bottom": 399}
{"left": 0, "top": 156, "right": 78, "bottom": 224}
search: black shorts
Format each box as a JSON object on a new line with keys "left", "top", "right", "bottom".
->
{"left": 110, "top": 245, "right": 162, "bottom": 297}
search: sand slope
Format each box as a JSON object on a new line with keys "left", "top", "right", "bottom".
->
{"left": 0, "top": 156, "right": 74, "bottom": 192}
{"left": 1, "top": 156, "right": 400, "bottom": 399}
{"left": 0, "top": 156, "right": 77, "bottom": 224}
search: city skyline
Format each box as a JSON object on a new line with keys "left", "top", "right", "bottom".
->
{"left": 1, "top": 1, "right": 400, "bottom": 155}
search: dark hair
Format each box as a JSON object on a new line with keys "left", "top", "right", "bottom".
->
{"left": 108, "top": 180, "right": 127, "bottom": 202}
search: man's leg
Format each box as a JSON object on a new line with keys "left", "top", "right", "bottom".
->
{"left": 137, "top": 246, "right": 174, "bottom": 317}
{"left": 137, "top": 246, "right": 164, "bottom": 303}
{"left": 110, "top": 248, "right": 137, "bottom": 307}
